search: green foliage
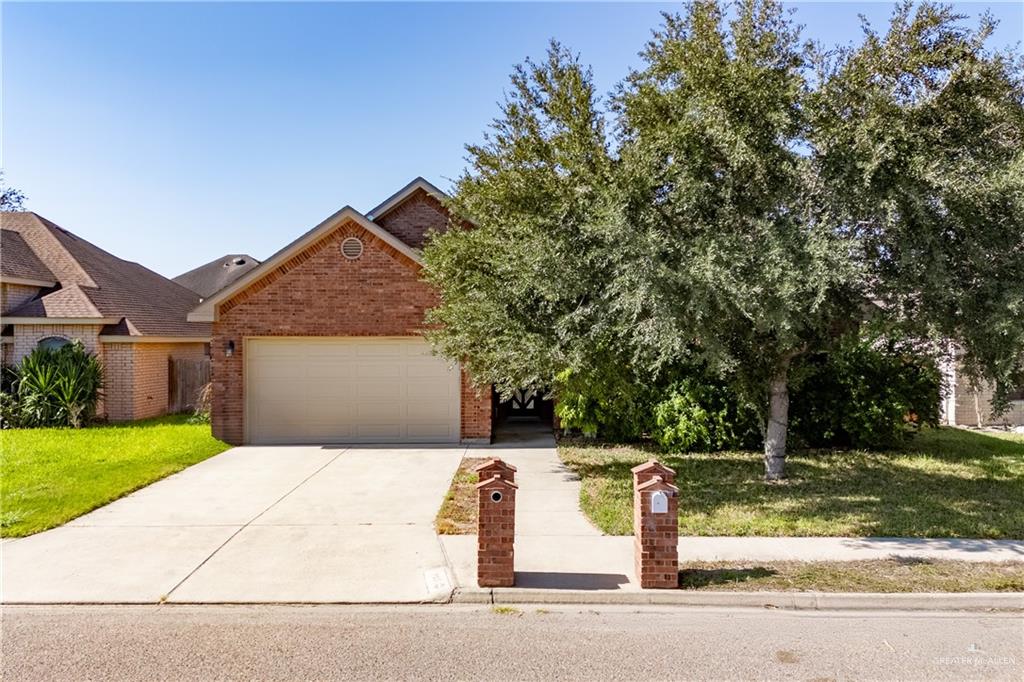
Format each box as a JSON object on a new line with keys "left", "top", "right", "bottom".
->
{"left": 654, "top": 378, "right": 762, "bottom": 452}
{"left": 808, "top": 1, "right": 1024, "bottom": 411}
{"left": 13, "top": 341, "right": 104, "bottom": 428}
{"left": 554, "top": 362, "right": 659, "bottom": 440}
{"left": 425, "top": 1, "right": 1024, "bottom": 477}
{"left": 791, "top": 338, "right": 942, "bottom": 449}
{"left": 422, "top": 40, "right": 617, "bottom": 399}
{"left": 0, "top": 171, "right": 27, "bottom": 211}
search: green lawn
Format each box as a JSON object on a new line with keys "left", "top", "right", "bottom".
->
{"left": 559, "top": 427, "right": 1024, "bottom": 538}
{"left": 0, "top": 415, "right": 229, "bottom": 537}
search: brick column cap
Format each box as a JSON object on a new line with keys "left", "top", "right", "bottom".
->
{"left": 631, "top": 460, "right": 676, "bottom": 481}
{"left": 476, "top": 474, "right": 518, "bottom": 491}
{"left": 473, "top": 458, "right": 517, "bottom": 480}
{"left": 636, "top": 475, "right": 678, "bottom": 494}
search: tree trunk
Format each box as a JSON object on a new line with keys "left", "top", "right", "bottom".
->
{"left": 764, "top": 362, "right": 791, "bottom": 481}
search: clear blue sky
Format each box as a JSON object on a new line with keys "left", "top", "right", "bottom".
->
{"left": 3, "top": 2, "right": 1022, "bottom": 278}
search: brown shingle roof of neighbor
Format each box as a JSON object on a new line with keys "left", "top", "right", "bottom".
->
{"left": 172, "top": 254, "right": 261, "bottom": 299}
{"left": 1, "top": 212, "right": 210, "bottom": 338}
{"left": 1, "top": 228, "right": 56, "bottom": 283}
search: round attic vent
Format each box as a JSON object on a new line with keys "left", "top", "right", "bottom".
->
{"left": 232, "top": 257, "right": 246, "bottom": 265}
{"left": 341, "top": 237, "right": 364, "bottom": 260}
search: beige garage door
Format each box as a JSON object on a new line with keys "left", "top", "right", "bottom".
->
{"left": 245, "top": 338, "right": 460, "bottom": 444}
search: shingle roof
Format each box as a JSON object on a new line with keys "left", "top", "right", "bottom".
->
{"left": 173, "top": 254, "right": 261, "bottom": 299}
{"left": 0, "top": 229, "right": 56, "bottom": 283}
{"left": 1, "top": 212, "right": 210, "bottom": 338}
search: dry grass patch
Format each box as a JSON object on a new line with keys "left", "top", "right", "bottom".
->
{"left": 435, "top": 457, "right": 488, "bottom": 534}
{"left": 678, "top": 557, "right": 1024, "bottom": 592}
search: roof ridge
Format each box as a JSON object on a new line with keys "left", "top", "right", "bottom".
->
{"left": 366, "top": 177, "right": 447, "bottom": 220}
{"left": 26, "top": 212, "right": 98, "bottom": 288}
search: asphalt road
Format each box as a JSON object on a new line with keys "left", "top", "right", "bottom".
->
{"left": 2, "top": 604, "right": 1021, "bottom": 681}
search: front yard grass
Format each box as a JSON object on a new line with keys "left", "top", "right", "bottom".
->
{"left": 559, "top": 427, "right": 1024, "bottom": 538}
{"left": 678, "top": 558, "right": 1024, "bottom": 592}
{"left": 0, "top": 415, "right": 229, "bottom": 537}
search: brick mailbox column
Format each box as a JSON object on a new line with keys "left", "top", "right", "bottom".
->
{"left": 631, "top": 460, "right": 679, "bottom": 589}
{"left": 476, "top": 464, "right": 517, "bottom": 588}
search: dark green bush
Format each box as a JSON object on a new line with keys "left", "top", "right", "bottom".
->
{"left": 653, "top": 378, "right": 762, "bottom": 452}
{"left": 554, "top": 362, "right": 660, "bottom": 440}
{"left": 13, "top": 341, "right": 104, "bottom": 428}
{"left": 790, "top": 338, "right": 941, "bottom": 449}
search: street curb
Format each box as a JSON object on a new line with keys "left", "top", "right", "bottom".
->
{"left": 451, "top": 588, "right": 1024, "bottom": 611}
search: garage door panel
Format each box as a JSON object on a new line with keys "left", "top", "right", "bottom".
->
{"left": 246, "top": 338, "right": 459, "bottom": 444}
{"left": 407, "top": 423, "right": 457, "bottom": 440}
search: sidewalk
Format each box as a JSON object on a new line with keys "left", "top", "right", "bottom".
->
{"left": 443, "top": 421, "right": 1024, "bottom": 595}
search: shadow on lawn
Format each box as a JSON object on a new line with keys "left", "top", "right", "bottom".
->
{"left": 562, "top": 428, "right": 1024, "bottom": 538}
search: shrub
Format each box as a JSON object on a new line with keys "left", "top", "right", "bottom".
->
{"left": 14, "top": 341, "right": 104, "bottom": 428}
{"left": 554, "top": 363, "right": 659, "bottom": 440}
{"left": 790, "top": 337, "right": 941, "bottom": 449}
{"left": 653, "top": 378, "right": 762, "bottom": 452}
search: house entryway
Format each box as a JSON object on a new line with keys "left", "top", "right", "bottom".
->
{"left": 494, "top": 388, "right": 554, "bottom": 441}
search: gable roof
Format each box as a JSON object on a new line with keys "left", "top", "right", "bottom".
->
{"left": 188, "top": 206, "right": 422, "bottom": 322}
{"left": 366, "top": 176, "right": 448, "bottom": 221}
{"left": 1, "top": 212, "right": 210, "bottom": 338}
{"left": 173, "top": 254, "right": 261, "bottom": 299}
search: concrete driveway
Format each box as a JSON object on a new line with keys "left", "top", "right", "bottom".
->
{"left": 1, "top": 446, "right": 464, "bottom": 603}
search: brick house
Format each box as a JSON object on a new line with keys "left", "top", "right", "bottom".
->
{"left": 1, "top": 212, "right": 211, "bottom": 421}
{"left": 188, "top": 178, "right": 493, "bottom": 445}
{"left": 940, "top": 354, "right": 1024, "bottom": 428}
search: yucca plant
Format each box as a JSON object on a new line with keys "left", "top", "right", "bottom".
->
{"left": 16, "top": 341, "right": 103, "bottom": 428}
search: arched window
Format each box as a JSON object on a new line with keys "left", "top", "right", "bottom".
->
{"left": 37, "top": 336, "right": 70, "bottom": 352}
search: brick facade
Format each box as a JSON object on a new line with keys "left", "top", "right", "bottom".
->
{"left": 11, "top": 323, "right": 103, "bottom": 364}
{"left": 1, "top": 283, "right": 42, "bottom": 315}
{"left": 104, "top": 342, "right": 207, "bottom": 422}
{"left": 210, "top": 218, "right": 493, "bottom": 445}
{"left": 374, "top": 188, "right": 451, "bottom": 249}
{"left": 7, "top": 323, "right": 204, "bottom": 422}
{"left": 954, "top": 382, "right": 1024, "bottom": 427}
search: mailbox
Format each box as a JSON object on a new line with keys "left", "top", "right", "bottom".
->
{"left": 650, "top": 490, "right": 669, "bottom": 514}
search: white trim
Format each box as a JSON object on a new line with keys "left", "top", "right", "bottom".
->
{"left": 187, "top": 206, "right": 422, "bottom": 322}
{"left": 0, "top": 337, "right": 11, "bottom": 344}
{"left": 366, "top": 177, "right": 448, "bottom": 220}
{"left": 1, "top": 317, "right": 119, "bottom": 325}
{"left": 0, "top": 276, "right": 57, "bottom": 288}
{"left": 99, "top": 335, "right": 211, "bottom": 344}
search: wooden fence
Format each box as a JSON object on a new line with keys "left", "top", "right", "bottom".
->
{"left": 168, "top": 357, "right": 211, "bottom": 413}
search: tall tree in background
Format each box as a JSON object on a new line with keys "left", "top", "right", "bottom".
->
{"left": 809, "top": 2, "right": 1024, "bottom": 419}
{"left": 612, "top": 0, "right": 856, "bottom": 479}
{"left": 0, "top": 172, "right": 27, "bottom": 211}
{"left": 423, "top": 42, "right": 617, "bottom": 397}
{"left": 615, "top": 0, "right": 1022, "bottom": 478}
{"left": 425, "top": 1, "right": 1024, "bottom": 479}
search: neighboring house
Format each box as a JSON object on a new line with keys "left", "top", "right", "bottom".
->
{"left": 173, "top": 254, "right": 261, "bottom": 299}
{"left": 1, "top": 212, "right": 210, "bottom": 421}
{"left": 940, "top": 355, "right": 1024, "bottom": 427}
{"left": 188, "top": 177, "right": 493, "bottom": 445}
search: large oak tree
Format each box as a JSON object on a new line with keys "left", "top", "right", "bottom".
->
{"left": 425, "top": 1, "right": 1024, "bottom": 479}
